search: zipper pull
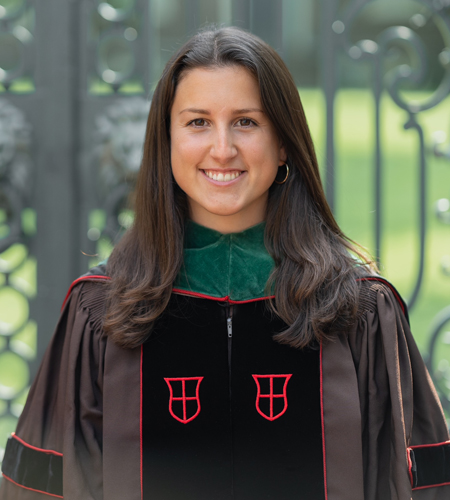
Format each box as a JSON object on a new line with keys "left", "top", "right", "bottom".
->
{"left": 227, "top": 316, "right": 232, "bottom": 338}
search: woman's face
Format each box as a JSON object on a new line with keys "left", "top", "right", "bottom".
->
{"left": 170, "top": 65, "right": 286, "bottom": 233}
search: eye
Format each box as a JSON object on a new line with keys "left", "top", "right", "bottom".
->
{"left": 236, "top": 118, "right": 256, "bottom": 127}
{"left": 188, "top": 118, "right": 208, "bottom": 127}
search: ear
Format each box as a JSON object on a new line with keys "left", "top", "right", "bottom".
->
{"left": 279, "top": 144, "right": 287, "bottom": 165}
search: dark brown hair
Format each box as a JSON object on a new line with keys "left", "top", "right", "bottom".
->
{"left": 104, "top": 26, "right": 375, "bottom": 349}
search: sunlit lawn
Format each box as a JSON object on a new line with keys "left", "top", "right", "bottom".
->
{"left": 1, "top": 88, "right": 450, "bottom": 452}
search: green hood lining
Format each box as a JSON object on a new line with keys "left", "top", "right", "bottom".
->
{"left": 173, "top": 220, "right": 275, "bottom": 302}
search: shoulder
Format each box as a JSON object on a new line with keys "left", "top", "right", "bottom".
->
{"left": 62, "top": 263, "right": 111, "bottom": 332}
{"left": 356, "top": 274, "right": 409, "bottom": 324}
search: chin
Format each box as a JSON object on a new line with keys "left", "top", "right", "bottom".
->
{"left": 205, "top": 206, "right": 244, "bottom": 217}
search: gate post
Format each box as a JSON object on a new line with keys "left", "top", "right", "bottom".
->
{"left": 32, "top": 0, "right": 82, "bottom": 374}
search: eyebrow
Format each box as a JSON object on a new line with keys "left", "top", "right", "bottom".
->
{"left": 180, "top": 108, "right": 210, "bottom": 115}
{"left": 179, "top": 107, "right": 264, "bottom": 115}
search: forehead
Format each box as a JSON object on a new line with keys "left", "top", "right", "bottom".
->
{"left": 172, "top": 66, "right": 261, "bottom": 110}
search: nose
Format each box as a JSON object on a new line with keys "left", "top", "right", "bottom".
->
{"left": 210, "top": 126, "right": 237, "bottom": 164}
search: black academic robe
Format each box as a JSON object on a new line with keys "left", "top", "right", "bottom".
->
{"left": 1, "top": 268, "right": 449, "bottom": 499}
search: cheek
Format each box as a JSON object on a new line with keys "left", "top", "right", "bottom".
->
{"left": 171, "top": 133, "right": 207, "bottom": 166}
{"left": 246, "top": 130, "right": 280, "bottom": 159}
{"left": 245, "top": 137, "right": 281, "bottom": 176}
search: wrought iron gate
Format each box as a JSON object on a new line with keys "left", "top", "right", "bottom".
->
{"left": 1, "top": 0, "right": 450, "bottom": 474}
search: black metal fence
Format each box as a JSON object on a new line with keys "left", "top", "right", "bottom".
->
{"left": 1, "top": 0, "right": 450, "bottom": 471}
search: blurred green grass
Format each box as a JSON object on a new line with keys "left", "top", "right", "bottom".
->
{"left": 1, "top": 88, "right": 450, "bottom": 450}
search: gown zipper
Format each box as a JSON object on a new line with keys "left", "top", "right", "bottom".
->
{"left": 226, "top": 303, "right": 234, "bottom": 497}
{"left": 227, "top": 304, "right": 233, "bottom": 397}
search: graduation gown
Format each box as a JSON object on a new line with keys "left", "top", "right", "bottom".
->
{"left": 1, "top": 222, "right": 449, "bottom": 499}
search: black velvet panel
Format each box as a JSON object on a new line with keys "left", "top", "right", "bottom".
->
{"left": 231, "top": 301, "right": 324, "bottom": 500}
{"left": 1, "top": 436, "right": 63, "bottom": 496}
{"left": 409, "top": 443, "right": 450, "bottom": 488}
{"left": 142, "top": 295, "right": 325, "bottom": 500}
{"left": 142, "top": 295, "right": 233, "bottom": 500}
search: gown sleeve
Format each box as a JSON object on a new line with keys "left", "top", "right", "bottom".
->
{"left": 349, "top": 279, "right": 450, "bottom": 500}
{"left": 0, "top": 279, "right": 108, "bottom": 500}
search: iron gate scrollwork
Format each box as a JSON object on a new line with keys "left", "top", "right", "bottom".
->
{"left": 0, "top": 0, "right": 152, "bottom": 469}
{"left": 90, "top": 96, "right": 149, "bottom": 255}
{"left": 0, "top": 0, "right": 36, "bottom": 468}
{"left": 321, "top": 0, "right": 450, "bottom": 418}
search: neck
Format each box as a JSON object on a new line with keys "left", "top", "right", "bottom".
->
{"left": 188, "top": 210, "right": 266, "bottom": 234}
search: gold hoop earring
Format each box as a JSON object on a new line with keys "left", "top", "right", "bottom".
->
{"left": 275, "top": 163, "right": 289, "bottom": 184}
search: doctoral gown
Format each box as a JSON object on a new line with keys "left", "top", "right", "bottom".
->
{"left": 1, "top": 221, "right": 450, "bottom": 499}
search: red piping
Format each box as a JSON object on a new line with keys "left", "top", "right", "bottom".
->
{"left": 172, "top": 288, "right": 274, "bottom": 303}
{"left": 140, "top": 345, "right": 144, "bottom": 500}
{"left": 357, "top": 277, "right": 406, "bottom": 315}
{"left": 320, "top": 342, "right": 328, "bottom": 500}
{"left": 62, "top": 275, "right": 110, "bottom": 310}
{"left": 407, "top": 446, "right": 414, "bottom": 488}
{"left": 409, "top": 440, "right": 450, "bottom": 449}
{"left": 11, "top": 433, "right": 63, "bottom": 457}
{"left": 62, "top": 276, "right": 398, "bottom": 310}
{"left": 2, "top": 474, "right": 63, "bottom": 499}
{"left": 413, "top": 481, "right": 450, "bottom": 491}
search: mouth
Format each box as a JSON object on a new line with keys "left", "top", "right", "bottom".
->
{"left": 201, "top": 169, "right": 244, "bottom": 182}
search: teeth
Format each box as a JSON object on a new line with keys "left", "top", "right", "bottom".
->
{"left": 204, "top": 170, "right": 242, "bottom": 182}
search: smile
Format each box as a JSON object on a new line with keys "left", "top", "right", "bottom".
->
{"left": 202, "top": 170, "right": 244, "bottom": 182}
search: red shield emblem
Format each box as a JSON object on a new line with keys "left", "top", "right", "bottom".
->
{"left": 252, "top": 374, "right": 292, "bottom": 421}
{"left": 164, "top": 376, "right": 204, "bottom": 424}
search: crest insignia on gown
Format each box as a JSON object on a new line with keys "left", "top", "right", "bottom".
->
{"left": 252, "top": 374, "right": 292, "bottom": 421}
{"left": 164, "top": 376, "right": 204, "bottom": 424}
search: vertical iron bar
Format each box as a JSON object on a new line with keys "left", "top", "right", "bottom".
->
{"left": 32, "top": 0, "right": 81, "bottom": 375}
{"left": 405, "top": 113, "right": 426, "bottom": 310}
{"left": 320, "top": 0, "right": 339, "bottom": 212}
{"left": 374, "top": 56, "right": 382, "bottom": 264}
{"left": 185, "top": 0, "right": 200, "bottom": 36}
{"left": 250, "top": 0, "right": 283, "bottom": 51}
{"left": 142, "top": 0, "right": 151, "bottom": 94}
{"left": 232, "top": 0, "right": 251, "bottom": 29}
{"left": 77, "top": 0, "right": 94, "bottom": 275}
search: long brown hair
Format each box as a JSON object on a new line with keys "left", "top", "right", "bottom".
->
{"left": 104, "top": 26, "right": 375, "bottom": 349}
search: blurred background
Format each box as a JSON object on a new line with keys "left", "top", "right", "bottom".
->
{"left": 1, "top": 0, "right": 450, "bottom": 470}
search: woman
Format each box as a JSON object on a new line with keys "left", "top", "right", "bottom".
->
{"left": 1, "top": 26, "right": 449, "bottom": 500}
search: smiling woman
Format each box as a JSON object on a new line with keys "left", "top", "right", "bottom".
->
{"left": 170, "top": 65, "right": 286, "bottom": 232}
{"left": 1, "top": 26, "right": 450, "bottom": 500}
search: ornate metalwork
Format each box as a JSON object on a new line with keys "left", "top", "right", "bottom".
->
{"left": 0, "top": 0, "right": 34, "bottom": 91}
{"left": 75, "top": 0, "right": 150, "bottom": 272}
{"left": 90, "top": 96, "right": 150, "bottom": 250}
{"left": 427, "top": 80, "right": 450, "bottom": 418}
{"left": 96, "top": 97, "right": 150, "bottom": 189}
{"left": 0, "top": 0, "right": 36, "bottom": 474}
{"left": 323, "top": 0, "right": 450, "bottom": 309}
{"left": 88, "top": 0, "right": 148, "bottom": 94}
{"left": 426, "top": 307, "right": 450, "bottom": 417}
{"left": 0, "top": 98, "right": 32, "bottom": 252}
{"left": 0, "top": 98, "right": 35, "bottom": 465}
{"left": 321, "top": 0, "right": 450, "bottom": 418}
